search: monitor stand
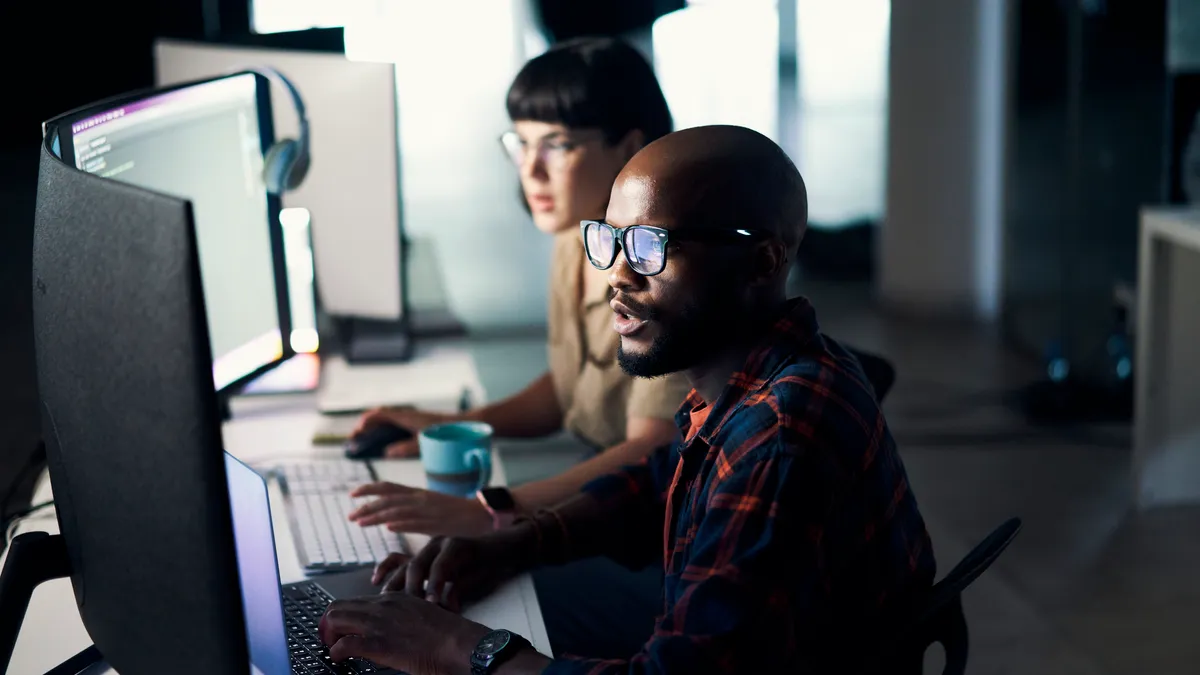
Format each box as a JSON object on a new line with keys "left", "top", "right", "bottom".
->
{"left": 0, "top": 531, "right": 78, "bottom": 672}
{"left": 335, "top": 317, "right": 414, "bottom": 364}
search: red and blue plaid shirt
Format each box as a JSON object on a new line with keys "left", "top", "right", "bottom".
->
{"left": 544, "top": 297, "right": 936, "bottom": 674}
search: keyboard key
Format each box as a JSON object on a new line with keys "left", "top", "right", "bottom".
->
{"left": 277, "top": 461, "right": 411, "bottom": 573}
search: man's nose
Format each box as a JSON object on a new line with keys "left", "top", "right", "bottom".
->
{"left": 608, "top": 251, "right": 647, "bottom": 293}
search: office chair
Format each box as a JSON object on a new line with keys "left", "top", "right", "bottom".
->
{"left": 891, "top": 517, "right": 1023, "bottom": 675}
{"left": 846, "top": 346, "right": 897, "bottom": 403}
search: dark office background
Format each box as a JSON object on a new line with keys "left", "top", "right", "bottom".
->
{"left": 1, "top": 0, "right": 1195, "bottom": 511}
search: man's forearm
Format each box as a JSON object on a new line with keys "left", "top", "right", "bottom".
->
{"left": 511, "top": 436, "right": 661, "bottom": 511}
{"left": 515, "top": 490, "right": 647, "bottom": 567}
{"left": 465, "top": 372, "right": 563, "bottom": 438}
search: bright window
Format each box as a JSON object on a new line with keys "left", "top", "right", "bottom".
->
{"left": 652, "top": 1, "right": 779, "bottom": 141}
{"left": 795, "top": 0, "right": 890, "bottom": 226}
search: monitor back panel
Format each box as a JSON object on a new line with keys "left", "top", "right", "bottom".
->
{"left": 32, "top": 133, "right": 248, "bottom": 673}
{"left": 154, "top": 39, "right": 403, "bottom": 321}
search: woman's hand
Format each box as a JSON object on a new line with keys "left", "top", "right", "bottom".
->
{"left": 353, "top": 408, "right": 456, "bottom": 458}
{"left": 349, "top": 482, "right": 492, "bottom": 537}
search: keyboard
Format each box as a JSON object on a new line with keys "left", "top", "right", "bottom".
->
{"left": 283, "top": 582, "right": 379, "bottom": 674}
{"left": 276, "top": 460, "right": 409, "bottom": 574}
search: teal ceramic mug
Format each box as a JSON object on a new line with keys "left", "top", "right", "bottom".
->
{"left": 418, "top": 421, "right": 493, "bottom": 498}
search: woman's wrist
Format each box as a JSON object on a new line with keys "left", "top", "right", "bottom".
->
{"left": 458, "top": 406, "right": 488, "bottom": 426}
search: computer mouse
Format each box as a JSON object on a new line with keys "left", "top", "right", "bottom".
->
{"left": 344, "top": 423, "right": 413, "bottom": 460}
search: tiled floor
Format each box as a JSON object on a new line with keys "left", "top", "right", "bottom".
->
{"left": 480, "top": 284, "right": 1200, "bottom": 675}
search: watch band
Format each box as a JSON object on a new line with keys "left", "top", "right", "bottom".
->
{"left": 477, "top": 488, "right": 517, "bottom": 530}
{"left": 471, "top": 629, "right": 532, "bottom": 674}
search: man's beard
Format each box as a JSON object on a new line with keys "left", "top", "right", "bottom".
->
{"left": 617, "top": 288, "right": 749, "bottom": 379}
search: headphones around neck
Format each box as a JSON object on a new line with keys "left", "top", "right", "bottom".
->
{"left": 241, "top": 66, "right": 310, "bottom": 195}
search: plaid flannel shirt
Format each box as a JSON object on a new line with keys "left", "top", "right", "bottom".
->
{"left": 543, "top": 297, "right": 936, "bottom": 674}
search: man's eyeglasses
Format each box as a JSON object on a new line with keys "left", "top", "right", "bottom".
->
{"left": 499, "top": 130, "right": 604, "bottom": 171}
{"left": 580, "top": 220, "right": 772, "bottom": 277}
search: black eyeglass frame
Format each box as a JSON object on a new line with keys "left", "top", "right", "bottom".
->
{"left": 579, "top": 219, "right": 773, "bottom": 276}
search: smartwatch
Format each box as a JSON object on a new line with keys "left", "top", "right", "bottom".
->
{"left": 470, "top": 628, "right": 531, "bottom": 675}
{"left": 477, "top": 487, "right": 517, "bottom": 530}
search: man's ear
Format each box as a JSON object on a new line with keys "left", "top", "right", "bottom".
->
{"left": 750, "top": 238, "right": 789, "bottom": 287}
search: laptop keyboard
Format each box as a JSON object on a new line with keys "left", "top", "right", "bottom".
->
{"left": 284, "top": 582, "right": 379, "bottom": 674}
{"left": 277, "top": 460, "right": 409, "bottom": 573}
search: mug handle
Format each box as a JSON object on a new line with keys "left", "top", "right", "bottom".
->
{"left": 465, "top": 448, "right": 492, "bottom": 492}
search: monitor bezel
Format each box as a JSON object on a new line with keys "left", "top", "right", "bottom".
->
{"left": 52, "top": 71, "right": 296, "bottom": 396}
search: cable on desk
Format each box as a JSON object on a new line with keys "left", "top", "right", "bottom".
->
{"left": 1, "top": 440, "right": 46, "bottom": 523}
{"left": 3, "top": 500, "right": 56, "bottom": 552}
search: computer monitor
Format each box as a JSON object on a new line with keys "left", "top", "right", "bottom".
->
{"left": 57, "top": 72, "right": 293, "bottom": 393}
{"left": 154, "top": 40, "right": 418, "bottom": 362}
{"left": 34, "top": 97, "right": 253, "bottom": 671}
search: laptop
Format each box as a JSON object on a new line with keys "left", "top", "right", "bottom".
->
{"left": 226, "top": 451, "right": 394, "bottom": 674}
{"left": 226, "top": 451, "right": 549, "bottom": 675}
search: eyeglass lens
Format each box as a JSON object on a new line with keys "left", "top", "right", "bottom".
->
{"left": 584, "top": 223, "right": 666, "bottom": 276}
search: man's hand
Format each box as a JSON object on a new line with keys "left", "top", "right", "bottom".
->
{"left": 349, "top": 482, "right": 492, "bottom": 537}
{"left": 319, "top": 593, "right": 489, "bottom": 675}
{"left": 354, "top": 407, "right": 456, "bottom": 458}
{"left": 371, "top": 534, "right": 533, "bottom": 612}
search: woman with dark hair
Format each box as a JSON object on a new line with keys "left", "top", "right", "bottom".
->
{"left": 346, "top": 38, "right": 681, "bottom": 659}
{"left": 350, "top": 37, "right": 689, "bottom": 542}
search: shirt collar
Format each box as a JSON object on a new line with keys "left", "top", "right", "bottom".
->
{"left": 674, "top": 297, "right": 821, "bottom": 447}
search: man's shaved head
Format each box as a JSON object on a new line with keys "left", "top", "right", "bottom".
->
{"left": 615, "top": 124, "right": 808, "bottom": 257}
{"left": 603, "top": 125, "right": 810, "bottom": 378}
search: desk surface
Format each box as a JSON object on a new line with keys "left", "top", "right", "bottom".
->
{"left": 1142, "top": 207, "right": 1200, "bottom": 250}
{"left": 1134, "top": 207, "right": 1200, "bottom": 509}
{"left": 4, "top": 343, "right": 552, "bottom": 673}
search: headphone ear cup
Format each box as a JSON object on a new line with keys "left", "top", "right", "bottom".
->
{"left": 284, "top": 145, "right": 310, "bottom": 191}
{"left": 262, "top": 139, "right": 299, "bottom": 195}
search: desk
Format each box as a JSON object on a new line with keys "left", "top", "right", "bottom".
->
{"left": 3, "top": 343, "right": 551, "bottom": 673}
{"left": 1134, "top": 208, "right": 1200, "bottom": 509}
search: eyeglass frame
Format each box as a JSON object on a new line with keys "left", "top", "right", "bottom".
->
{"left": 499, "top": 129, "right": 608, "bottom": 171}
{"left": 579, "top": 219, "right": 774, "bottom": 277}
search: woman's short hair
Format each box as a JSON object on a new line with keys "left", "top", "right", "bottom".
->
{"left": 506, "top": 36, "right": 673, "bottom": 145}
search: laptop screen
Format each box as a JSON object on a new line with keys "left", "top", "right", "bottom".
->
{"left": 226, "top": 452, "right": 293, "bottom": 674}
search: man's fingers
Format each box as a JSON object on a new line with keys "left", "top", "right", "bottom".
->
{"left": 403, "top": 541, "right": 443, "bottom": 597}
{"left": 382, "top": 563, "right": 409, "bottom": 593}
{"left": 385, "top": 440, "right": 420, "bottom": 458}
{"left": 328, "top": 635, "right": 389, "bottom": 664}
{"left": 319, "top": 602, "right": 373, "bottom": 645}
{"left": 349, "top": 481, "right": 409, "bottom": 498}
{"left": 425, "top": 552, "right": 455, "bottom": 605}
{"left": 441, "top": 582, "right": 463, "bottom": 613}
{"left": 372, "top": 552, "right": 409, "bottom": 586}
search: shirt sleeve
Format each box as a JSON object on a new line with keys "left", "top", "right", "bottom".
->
{"left": 625, "top": 373, "right": 692, "bottom": 424}
{"left": 546, "top": 448, "right": 813, "bottom": 675}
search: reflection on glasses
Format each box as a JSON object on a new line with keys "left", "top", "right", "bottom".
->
{"left": 580, "top": 220, "right": 772, "bottom": 277}
{"left": 499, "top": 130, "right": 604, "bottom": 170}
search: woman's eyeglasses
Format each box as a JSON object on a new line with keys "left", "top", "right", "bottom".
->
{"left": 499, "top": 130, "right": 604, "bottom": 171}
{"left": 580, "top": 220, "right": 771, "bottom": 277}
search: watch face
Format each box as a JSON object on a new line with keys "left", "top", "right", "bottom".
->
{"left": 476, "top": 629, "right": 511, "bottom": 656}
{"left": 482, "top": 487, "right": 516, "bottom": 511}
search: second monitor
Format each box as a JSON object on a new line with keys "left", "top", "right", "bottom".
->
{"left": 59, "top": 72, "right": 293, "bottom": 393}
